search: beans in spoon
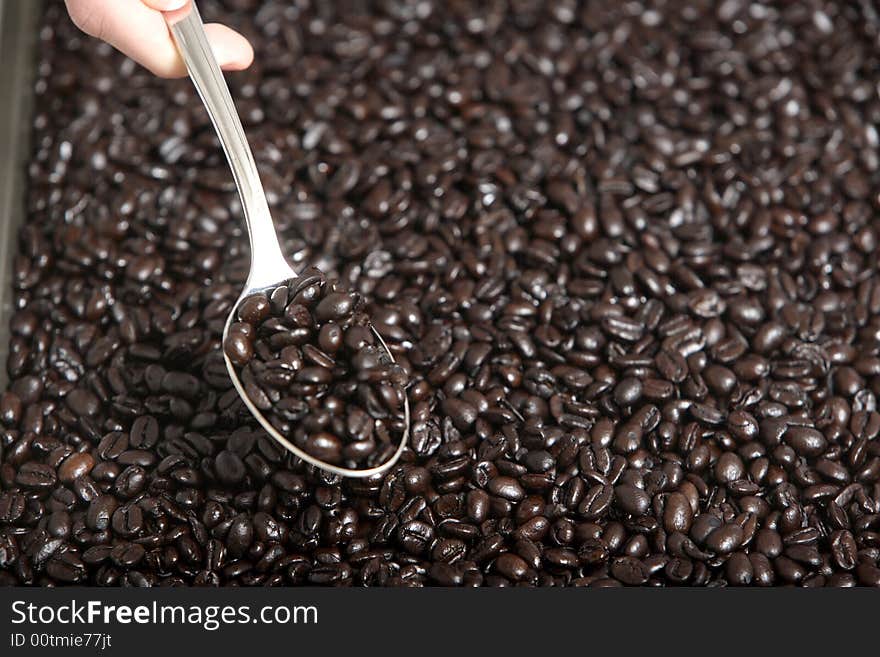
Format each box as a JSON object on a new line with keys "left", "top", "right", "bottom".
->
{"left": 223, "top": 267, "right": 408, "bottom": 469}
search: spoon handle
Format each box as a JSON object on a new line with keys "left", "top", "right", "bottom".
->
{"left": 165, "top": 3, "right": 292, "bottom": 287}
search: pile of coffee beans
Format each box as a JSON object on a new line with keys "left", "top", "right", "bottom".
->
{"left": 223, "top": 268, "right": 408, "bottom": 469}
{"left": 2, "top": 0, "right": 880, "bottom": 586}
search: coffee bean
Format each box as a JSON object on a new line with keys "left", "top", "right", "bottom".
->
{"left": 726, "top": 552, "right": 753, "bottom": 586}
{"left": 487, "top": 476, "right": 525, "bottom": 502}
{"left": 783, "top": 426, "right": 828, "bottom": 457}
{"left": 610, "top": 557, "right": 650, "bottom": 585}
{"left": 714, "top": 452, "right": 745, "bottom": 484}
{"left": 58, "top": 452, "right": 94, "bottom": 484}
{"left": 615, "top": 485, "right": 650, "bottom": 516}
{"left": 46, "top": 552, "right": 86, "bottom": 583}
{"left": 238, "top": 295, "right": 270, "bottom": 324}
{"left": 15, "top": 463, "right": 56, "bottom": 489}
{"left": 223, "top": 332, "right": 253, "bottom": 368}
{"left": 226, "top": 515, "right": 254, "bottom": 559}
{"left": 111, "top": 542, "right": 146, "bottom": 568}
{"left": 215, "top": 450, "right": 246, "bottom": 486}
{"left": 0, "top": 492, "right": 26, "bottom": 523}
{"left": 830, "top": 530, "right": 858, "bottom": 571}
{"left": 706, "top": 524, "right": 744, "bottom": 554}
{"left": 65, "top": 388, "right": 100, "bottom": 416}
{"left": 613, "top": 378, "right": 643, "bottom": 406}
{"left": 579, "top": 485, "right": 613, "bottom": 520}
{"left": 856, "top": 563, "right": 880, "bottom": 587}
{"left": 495, "top": 553, "right": 529, "bottom": 582}
{"left": 663, "top": 492, "right": 693, "bottom": 534}
{"left": 86, "top": 496, "right": 117, "bottom": 532}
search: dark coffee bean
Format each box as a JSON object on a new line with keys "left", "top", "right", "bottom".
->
{"left": 16, "top": 463, "right": 57, "bottom": 489}
{"left": 111, "top": 542, "right": 146, "bottom": 568}
{"left": 397, "top": 520, "right": 433, "bottom": 555}
{"left": 579, "top": 484, "right": 613, "bottom": 520}
{"left": 610, "top": 557, "right": 650, "bottom": 585}
{"left": 130, "top": 415, "right": 159, "bottom": 449}
{"left": 215, "top": 450, "right": 246, "bottom": 486}
{"left": 58, "top": 452, "right": 94, "bottom": 484}
{"left": 783, "top": 426, "right": 827, "bottom": 457}
{"left": 223, "top": 332, "right": 253, "bottom": 367}
{"left": 754, "top": 529, "right": 783, "bottom": 558}
{"left": 522, "top": 450, "right": 554, "bottom": 473}
{"left": 112, "top": 505, "right": 144, "bottom": 538}
{"left": 466, "top": 490, "right": 490, "bottom": 523}
{"left": 66, "top": 388, "right": 100, "bottom": 416}
{"left": 714, "top": 452, "right": 745, "bottom": 484}
{"left": 226, "top": 515, "right": 253, "bottom": 559}
{"left": 615, "top": 485, "right": 650, "bottom": 516}
{"left": 238, "top": 294, "right": 270, "bottom": 324}
{"left": 830, "top": 530, "right": 858, "bottom": 571}
{"left": 602, "top": 316, "right": 644, "bottom": 342}
{"left": 314, "top": 292, "right": 357, "bottom": 322}
{"left": 97, "top": 432, "right": 128, "bottom": 460}
{"left": 46, "top": 552, "right": 86, "bottom": 583}
{"left": 487, "top": 476, "right": 525, "bottom": 502}
{"left": 495, "top": 553, "right": 529, "bottom": 581}
{"left": 86, "top": 496, "right": 118, "bottom": 531}
{"left": 774, "top": 556, "right": 805, "bottom": 584}
{"left": 855, "top": 563, "right": 880, "bottom": 587}
{"left": 613, "top": 378, "right": 643, "bottom": 406}
{"left": 726, "top": 552, "right": 753, "bottom": 586}
{"left": 664, "top": 492, "right": 693, "bottom": 533}
{"left": 0, "top": 492, "right": 26, "bottom": 523}
{"left": 706, "top": 524, "right": 744, "bottom": 554}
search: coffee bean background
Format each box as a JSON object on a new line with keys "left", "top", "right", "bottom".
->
{"left": 2, "top": 0, "right": 880, "bottom": 586}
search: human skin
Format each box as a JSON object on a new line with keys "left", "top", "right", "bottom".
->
{"left": 64, "top": 0, "right": 253, "bottom": 78}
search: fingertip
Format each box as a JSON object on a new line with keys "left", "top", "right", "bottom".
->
{"left": 220, "top": 42, "right": 254, "bottom": 71}
{"left": 142, "top": 0, "right": 189, "bottom": 11}
{"left": 204, "top": 23, "right": 254, "bottom": 71}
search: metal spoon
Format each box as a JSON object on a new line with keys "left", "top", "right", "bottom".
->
{"left": 164, "top": 3, "right": 409, "bottom": 478}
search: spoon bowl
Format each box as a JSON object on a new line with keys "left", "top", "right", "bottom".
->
{"left": 166, "top": 3, "right": 409, "bottom": 477}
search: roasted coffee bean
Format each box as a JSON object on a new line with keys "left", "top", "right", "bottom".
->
{"left": 615, "top": 485, "right": 650, "bottom": 517}
{"left": 663, "top": 493, "right": 693, "bottom": 534}
{"left": 830, "top": 530, "right": 858, "bottom": 571}
{"left": 706, "top": 524, "right": 744, "bottom": 555}
{"left": 15, "top": 463, "right": 56, "bottom": 489}
{"left": 487, "top": 476, "right": 525, "bottom": 502}
{"left": 86, "top": 496, "right": 117, "bottom": 532}
{"left": 784, "top": 425, "right": 828, "bottom": 457}
{"left": 58, "top": 452, "right": 94, "bottom": 484}
{"left": 111, "top": 542, "right": 146, "bottom": 568}
{"left": 46, "top": 552, "right": 86, "bottom": 583}
{"left": 495, "top": 553, "right": 529, "bottom": 582}
{"left": 0, "top": 492, "right": 26, "bottom": 523}
{"left": 610, "top": 557, "right": 650, "bottom": 586}
{"left": 215, "top": 450, "right": 246, "bottom": 486}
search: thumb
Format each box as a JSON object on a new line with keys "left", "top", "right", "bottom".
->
{"left": 141, "top": 0, "right": 189, "bottom": 10}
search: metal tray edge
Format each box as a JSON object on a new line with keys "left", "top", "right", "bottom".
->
{"left": 0, "top": 0, "right": 41, "bottom": 389}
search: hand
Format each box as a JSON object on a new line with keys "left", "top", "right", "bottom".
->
{"left": 65, "top": 0, "right": 253, "bottom": 78}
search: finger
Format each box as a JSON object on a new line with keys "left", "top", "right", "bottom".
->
{"left": 67, "top": 0, "right": 186, "bottom": 77}
{"left": 141, "top": 0, "right": 188, "bottom": 10}
{"left": 66, "top": 0, "right": 253, "bottom": 78}
{"left": 203, "top": 23, "right": 255, "bottom": 71}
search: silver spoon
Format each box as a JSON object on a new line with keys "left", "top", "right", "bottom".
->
{"left": 164, "top": 3, "right": 409, "bottom": 478}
